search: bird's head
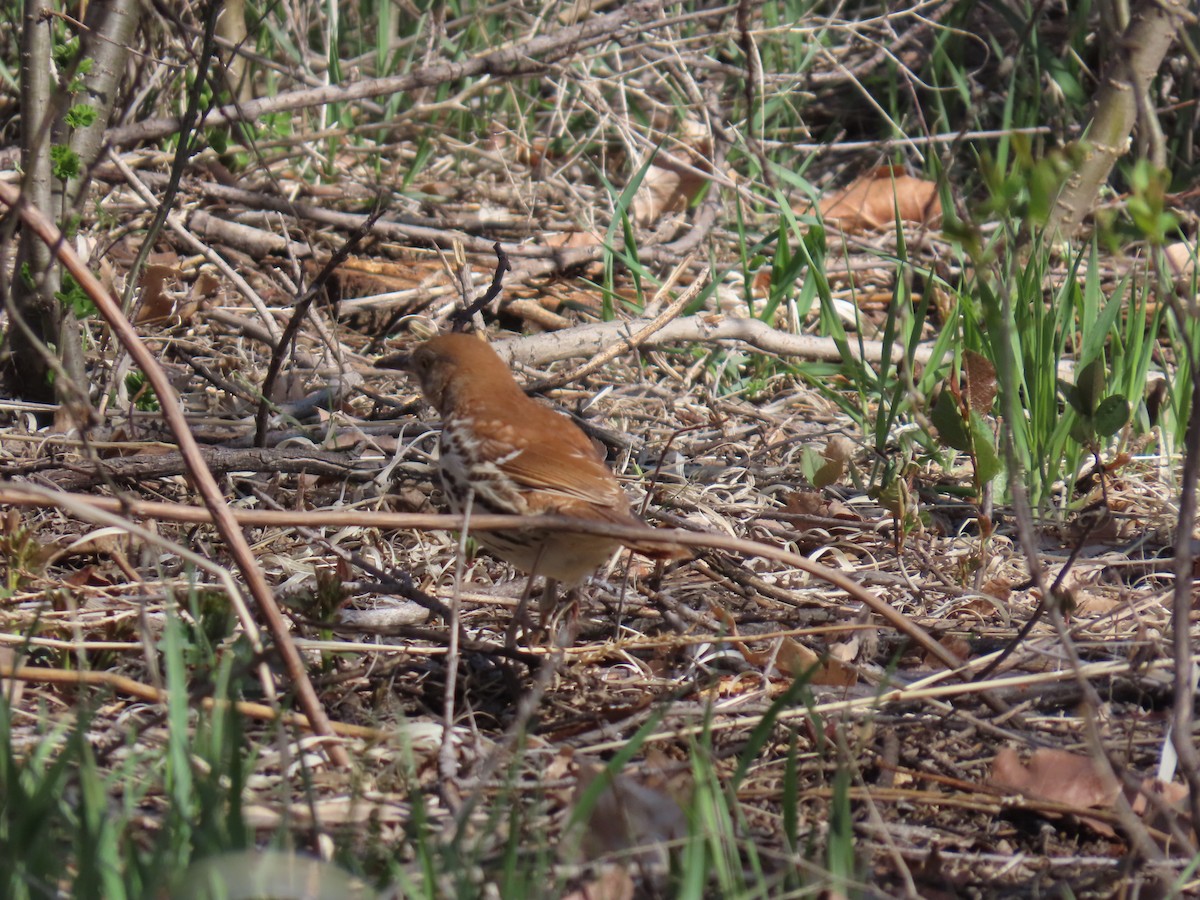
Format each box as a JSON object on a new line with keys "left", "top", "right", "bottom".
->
{"left": 408, "top": 332, "right": 517, "bottom": 414}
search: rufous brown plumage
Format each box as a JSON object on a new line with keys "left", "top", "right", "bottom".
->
{"left": 409, "top": 332, "right": 682, "bottom": 587}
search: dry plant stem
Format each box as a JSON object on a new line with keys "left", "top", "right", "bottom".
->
{"left": 253, "top": 202, "right": 385, "bottom": 447}
{"left": 28, "top": 445, "right": 364, "bottom": 491}
{"left": 448, "top": 242, "right": 511, "bottom": 331}
{"left": 0, "top": 487, "right": 982, "bottom": 680}
{"left": 527, "top": 261, "right": 708, "bottom": 392}
{"left": 1169, "top": 314, "right": 1200, "bottom": 836}
{"left": 0, "top": 664, "right": 379, "bottom": 740}
{"left": 188, "top": 210, "right": 309, "bottom": 258}
{"left": 7, "top": 481, "right": 268, "bottom": 656}
{"left": 588, "top": 658, "right": 1166, "bottom": 753}
{"left": 0, "top": 184, "right": 351, "bottom": 769}
{"left": 776, "top": 127, "right": 1054, "bottom": 153}
{"left": 1047, "top": 0, "right": 1192, "bottom": 240}
{"left": 108, "top": 152, "right": 281, "bottom": 341}
{"left": 736, "top": 0, "right": 771, "bottom": 190}
{"left": 246, "top": 487, "right": 450, "bottom": 621}
{"left": 120, "top": 1, "right": 222, "bottom": 315}
{"left": 105, "top": 0, "right": 669, "bottom": 147}
{"left": 439, "top": 490, "right": 472, "bottom": 793}
{"left": 129, "top": 175, "right": 518, "bottom": 257}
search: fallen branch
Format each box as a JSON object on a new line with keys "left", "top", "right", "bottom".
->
{"left": 496, "top": 313, "right": 945, "bottom": 370}
{"left": 527, "top": 260, "right": 709, "bottom": 391}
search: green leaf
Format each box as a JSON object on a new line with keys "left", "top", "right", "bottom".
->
{"left": 52, "top": 39, "right": 79, "bottom": 69}
{"left": 63, "top": 212, "right": 82, "bottom": 240}
{"left": 1092, "top": 395, "right": 1131, "bottom": 437}
{"left": 1058, "top": 378, "right": 1085, "bottom": 415}
{"left": 64, "top": 104, "right": 97, "bottom": 129}
{"left": 969, "top": 412, "right": 1001, "bottom": 486}
{"left": 55, "top": 273, "right": 96, "bottom": 318}
{"left": 124, "top": 372, "right": 160, "bottom": 412}
{"left": 50, "top": 144, "right": 80, "bottom": 181}
{"left": 1074, "top": 358, "right": 1106, "bottom": 416}
{"left": 931, "top": 390, "right": 970, "bottom": 451}
{"left": 1069, "top": 415, "right": 1094, "bottom": 445}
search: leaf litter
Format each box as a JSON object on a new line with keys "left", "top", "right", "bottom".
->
{"left": 0, "top": 7, "right": 1196, "bottom": 898}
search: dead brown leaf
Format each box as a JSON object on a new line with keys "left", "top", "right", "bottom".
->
{"left": 963, "top": 349, "right": 998, "bottom": 415}
{"left": 176, "top": 270, "right": 222, "bottom": 321}
{"left": 991, "top": 747, "right": 1120, "bottom": 836}
{"left": 782, "top": 489, "right": 860, "bottom": 520}
{"left": 1129, "top": 777, "right": 1191, "bottom": 835}
{"left": 811, "top": 166, "right": 942, "bottom": 234}
{"left": 980, "top": 579, "right": 1013, "bottom": 602}
{"left": 776, "top": 638, "right": 858, "bottom": 686}
{"left": 632, "top": 161, "right": 708, "bottom": 227}
{"left": 923, "top": 635, "right": 971, "bottom": 668}
{"left": 134, "top": 264, "right": 181, "bottom": 323}
{"left": 811, "top": 436, "right": 858, "bottom": 489}
{"left": 632, "top": 120, "right": 712, "bottom": 228}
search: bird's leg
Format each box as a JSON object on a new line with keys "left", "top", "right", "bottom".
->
{"left": 538, "top": 577, "right": 559, "bottom": 623}
{"left": 506, "top": 545, "right": 548, "bottom": 649}
{"left": 506, "top": 575, "right": 540, "bottom": 649}
{"left": 542, "top": 581, "right": 583, "bottom": 647}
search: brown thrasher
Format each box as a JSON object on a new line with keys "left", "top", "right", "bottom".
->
{"left": 408, "top": 332, "right": 683, "bottom": 635}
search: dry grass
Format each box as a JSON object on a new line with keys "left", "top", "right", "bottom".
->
{"left": 1, "top": 2, "right": 1199, "bottom": 897}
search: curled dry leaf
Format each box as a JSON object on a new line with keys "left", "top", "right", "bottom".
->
{"left": 980, "top": 578, "right": 1012, "bottom": 602}
{"left": 1129, "top": 777, "right": 1190, "bottom": 835}
{"left": 632, "top": 119, "right": 712, "bottom": 228}
{"left": 782, "top": 489, "right": 860, "bottom": 521}
{"left": 776, "top": 638, "right": 858, "bottom": 686}
{"left": 827, "top": 636, "right": 859, "bottom": 663}
{"left": 632, "top": 162, "right": 708, "bottom": 227}
{"left": 134, "top": 264, "right": 181, "bottom": 323}
{"left": 58, "top": 526, "right": 130, "bottom": 560}
{"left": 808, "top": 165, "right": 942, "bottom": 234}
{"left": 811, "top": 436, "right": 859, "bottom": 489}
{"left": 963, "top": 349, "right": 998, "bottom": 416}
{"left": 990, "top": 746, "right": 1120, "bottom": 836}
